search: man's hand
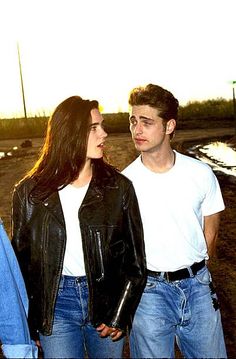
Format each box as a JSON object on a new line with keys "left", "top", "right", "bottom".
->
{"left": 96, "top": 323, "right": 123, "bottom": 341}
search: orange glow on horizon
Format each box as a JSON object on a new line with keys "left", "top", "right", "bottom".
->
{"left": 0, "top": 0, "right": 235, "bottom": 119}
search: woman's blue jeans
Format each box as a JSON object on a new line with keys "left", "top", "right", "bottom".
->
{"left": 39, "top": 275, "right": 124, "bottom": 358}
{"left": 130, "top": 265, "right": 227, "bottom": 358}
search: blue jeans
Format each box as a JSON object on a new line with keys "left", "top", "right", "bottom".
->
{"left": 130, "top": 266, "right": 227, "bottom": 358}
{"left": 39, "top": 275, "right": 124, "bottom": 358}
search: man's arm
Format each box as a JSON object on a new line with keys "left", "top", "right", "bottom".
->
{"left": 204, "top": 212, "right": 221, "bottom": 259}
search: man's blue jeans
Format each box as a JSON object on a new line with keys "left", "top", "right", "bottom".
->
{"left": 130, "top": 265, "right": 227, "bottom": 358}
{"left": 39, "top": 275, "right": 124, "bottom": 358}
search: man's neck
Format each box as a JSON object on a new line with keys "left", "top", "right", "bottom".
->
{"left": 141, "top": 148, "right": 176, "bottom": 173}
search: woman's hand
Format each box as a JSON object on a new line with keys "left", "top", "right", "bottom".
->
{"left": 96, "top": 323, "right": 123, "bottom": 341}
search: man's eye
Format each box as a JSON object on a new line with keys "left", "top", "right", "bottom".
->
{"left": 90, "top": 126, "right": 97, "bottom": 131}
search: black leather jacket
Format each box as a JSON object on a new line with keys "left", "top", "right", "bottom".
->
{"left": 12, "top": 160, "right": 146, "bottom": 336}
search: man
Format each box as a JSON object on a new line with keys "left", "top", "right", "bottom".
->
{"left": 0, "top": 217, "right": 38, "bottom": 358}
{"left": 122, "top": 84, "right": 227, "bottom": 358}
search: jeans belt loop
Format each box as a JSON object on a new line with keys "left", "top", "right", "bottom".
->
{"left": 188, "top": 266, "right": 194, "bottom": 277}
{"left": 166, "top": 272, "right": 170, "bottom": 282}
{"left": 59, "top": 274, "right": 65, "bottom": 289}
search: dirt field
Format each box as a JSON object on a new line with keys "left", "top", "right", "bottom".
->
{"left": 0, "top": 127, "right": 235, "bottom": 357}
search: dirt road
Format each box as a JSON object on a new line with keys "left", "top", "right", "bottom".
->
{"left": 0, "top": 127, "right": 235, "bottom": 357}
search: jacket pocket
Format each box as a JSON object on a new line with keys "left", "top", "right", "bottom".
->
{"left": 110, "top": 240, "right": 125, "bottom": 258}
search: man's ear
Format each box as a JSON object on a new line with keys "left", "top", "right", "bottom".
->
{"left": 166, "top": 119, "right": 176, "bottom": 135}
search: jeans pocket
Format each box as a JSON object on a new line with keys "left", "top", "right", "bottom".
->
{"left": 195, "top": 266, "right": 212, "bottom": 285}
{"left": 144, "top": 280, "right": 157, "bottom": 292}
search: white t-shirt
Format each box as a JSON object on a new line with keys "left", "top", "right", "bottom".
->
{"left": 122, "top": 151, "right": 225, "bottom": 271}
{"left": 59, "top": 183, "right": 89, "bottom": 276}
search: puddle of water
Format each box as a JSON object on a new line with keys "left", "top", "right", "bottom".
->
{"left": 200, "top": 142, "right": 236, "bottom": 166}
{"left": 191, "top": 141, "right": 236, "bottom": 176}
{"left": 0, "top": 146, "right": 18, "bottom": 160}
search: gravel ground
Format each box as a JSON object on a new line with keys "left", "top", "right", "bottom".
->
{"left": 0, "top": 127, "right": 235, "bottom": 357}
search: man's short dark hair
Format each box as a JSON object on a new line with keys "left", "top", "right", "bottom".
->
{"left": 129, "top": 84, "right": 179, "bottom": 121}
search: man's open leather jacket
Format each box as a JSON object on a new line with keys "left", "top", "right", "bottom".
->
{"left": 12, "top": 160, "right": 146, "bottom": 337}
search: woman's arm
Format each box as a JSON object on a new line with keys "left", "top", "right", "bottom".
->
{"left": 11, "top": 185, "right": 30, "bottom": 281}
{"left": 110, "top": 182, "right": 146, "bottom": 331}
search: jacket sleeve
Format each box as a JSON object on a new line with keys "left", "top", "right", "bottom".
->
{"left": 110, "top": 182, "right": 146, "bottom": 331}
{"left": 11, "top": 184, "right": 31, "bottom": 288}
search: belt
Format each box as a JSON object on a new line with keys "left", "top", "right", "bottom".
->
{"left": 147, "top": 259, "right": 205, "bottom": 282}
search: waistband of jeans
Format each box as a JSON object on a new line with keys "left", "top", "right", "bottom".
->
{"left": 60, "top": 275, "right": 87, "bottom": 286}
{"left": 147, "top": 259, "right": 206, "bottom": 282}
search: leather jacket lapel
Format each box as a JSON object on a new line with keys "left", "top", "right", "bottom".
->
{"left": 42, "top": 191, "right": 65, "bottom": 229}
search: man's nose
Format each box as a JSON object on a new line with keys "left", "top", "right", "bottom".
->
{"left": 134, "top": 123, "right": 143, "bottom": 134}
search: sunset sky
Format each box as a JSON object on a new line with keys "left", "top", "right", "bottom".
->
{"left": 0, "top": 0, "right": 235, "bottom": 118}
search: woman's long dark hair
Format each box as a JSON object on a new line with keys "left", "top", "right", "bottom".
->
{"left": 26, "top": 96, "right": 99, "bottom": 200}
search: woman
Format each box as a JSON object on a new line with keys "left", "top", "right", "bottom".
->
{"left": 12, "top": 96, "right": 146, "bottom": 358}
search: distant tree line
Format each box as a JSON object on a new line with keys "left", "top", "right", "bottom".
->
{"left": 178, "top": 98, "right": 234, "bottom": 129}
{"left": 0, "top": 98, "right": 235, "bottom": 140}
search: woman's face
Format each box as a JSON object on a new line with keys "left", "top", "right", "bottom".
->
{"left": 86, "top": 108, "right": 107, "bottom": 159}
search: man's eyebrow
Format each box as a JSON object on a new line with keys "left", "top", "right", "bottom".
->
{"left": 129, "top": 115, "right": 155, "bottom": 121}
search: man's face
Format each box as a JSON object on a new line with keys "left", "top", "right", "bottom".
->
{"left": 129, "top": 105, "right": 175, "bottom": 153}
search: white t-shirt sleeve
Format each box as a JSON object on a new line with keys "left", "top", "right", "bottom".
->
{"left": 201, "top": 168, "right": 225, "bottom": 216}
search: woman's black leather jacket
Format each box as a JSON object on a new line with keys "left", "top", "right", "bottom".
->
{"left": 12, "top": 161, "right": 146, "bottom": 336}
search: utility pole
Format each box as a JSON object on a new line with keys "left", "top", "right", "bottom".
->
{"left": 17, "top": 42, "right": 27, "bottom": 119}
{"left": 232, "top": 81, "right": 236, "bottom": 134}
{"left": 232, "top": 81, "right": 236, "bottom": 135}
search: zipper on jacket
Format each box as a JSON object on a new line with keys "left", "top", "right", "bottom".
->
{"left": 96, "top": 230, "right": 105, "bottom": 282}
{"left": 111, "top": 281, "right": 132, "bottom": 327}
